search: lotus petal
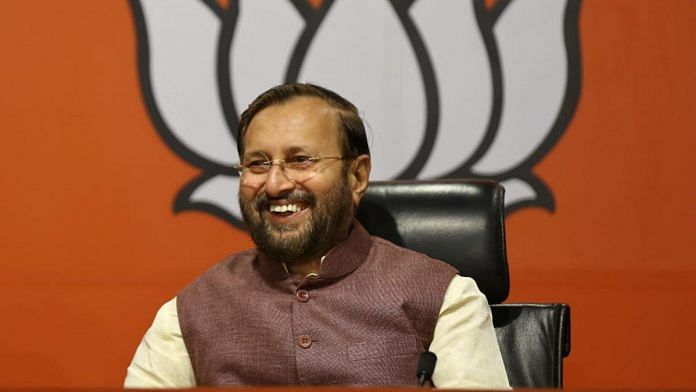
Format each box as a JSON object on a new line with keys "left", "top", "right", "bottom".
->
{"left": 231, "top": 1, "right": 304, "bottom": 113}
{"left": 188, "top": 174, "right": 243, "bottom": 222}
{"left": 471, "top": 0, "right": 568, "bottom": 175}
{"left": 500, "top": 177, "right": 536, "bottom": 206}
{"left": 410, "top": 0, "right": 494, "bottom": 178}
{"left": 296, "top": 0, "right": 426, "bottom": 180}
{"left": 139, "top": 0, "right": 238, "bottom": 166}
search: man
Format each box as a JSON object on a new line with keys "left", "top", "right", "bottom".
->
{"left": 125, "top": 83, "right": 509, "bottom": 388}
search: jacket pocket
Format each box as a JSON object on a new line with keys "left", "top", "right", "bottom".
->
{"left": 347, "top": 334, "right": 421, "bottom": 361}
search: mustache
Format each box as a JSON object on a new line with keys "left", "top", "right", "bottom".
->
{"left": 254, "top": 190, "right": 317, "bottom": 211}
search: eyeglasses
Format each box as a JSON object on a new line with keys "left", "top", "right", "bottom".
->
{"left": 234, "top": 154, "right": 351, "bottom": 185}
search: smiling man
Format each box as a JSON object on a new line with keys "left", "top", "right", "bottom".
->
{"left": 125, "top": 83, "right": 509, "bottom": 389}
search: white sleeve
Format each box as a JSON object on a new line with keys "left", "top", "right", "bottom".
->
{"left": 124, "top": 297, "right": 196, "bottom": 388}
{"left": 429, "top": 276, "right": 511, "bottom": 389}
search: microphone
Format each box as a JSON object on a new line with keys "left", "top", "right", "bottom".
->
{"left": 416, "top": 351, "right": 437, "bottom": 387}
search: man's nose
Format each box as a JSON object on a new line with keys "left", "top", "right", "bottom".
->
{"left": 263, "top": 164, "right": 295, "bottom": 197}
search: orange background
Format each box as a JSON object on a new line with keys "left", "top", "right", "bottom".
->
{"left": 1, "top": 0, "right": 695, "bottom": 388}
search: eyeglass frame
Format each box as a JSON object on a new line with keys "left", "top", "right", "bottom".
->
{"left": 233, "top": 153, "right": 354, "bottom": 183}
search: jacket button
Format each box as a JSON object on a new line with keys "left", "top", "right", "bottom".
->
{"left": 296, "top": 289, "right": 310, "bottom": 302}
{"left": 298, "top": 335, "right": 312, "bottom": 348}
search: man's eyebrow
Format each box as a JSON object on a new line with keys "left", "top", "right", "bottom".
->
{"left": 243, "top": 146, "right": 313, "bottom": 159}
{"left": 244, "top": 150, "right": 269, "bottom": 159}
{"left": 285, "top": 146, "right": 312, "bottom": 155}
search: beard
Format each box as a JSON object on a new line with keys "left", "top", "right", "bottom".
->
{"left": 239, "top": 179, "right": 353, "bottom": 264}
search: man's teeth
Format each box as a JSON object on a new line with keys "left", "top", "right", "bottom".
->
{"left": 269, "top": 204, "right": 302, "bottom": 213}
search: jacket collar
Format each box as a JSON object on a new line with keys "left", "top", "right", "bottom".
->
{"left": 256, "top": 219, "right": 373, "bottom": 282}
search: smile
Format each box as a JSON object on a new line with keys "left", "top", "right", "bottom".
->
{"left": 269, "top": 203, "right": 303, "bottom": 213}
{"left": 266, "top": 202, "right": 310, "bottom": 220}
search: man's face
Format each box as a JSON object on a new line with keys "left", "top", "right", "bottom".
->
{"left": 238, "top": 97, "right": 356, "bottom": 263}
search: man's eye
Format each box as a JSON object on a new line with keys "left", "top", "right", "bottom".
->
{"left": 246, "top": 160, "right": 269, "bottom": 173}
{"left": 286, "top": 156, "right": 315, "bottom": 169}
{"left": 247, "top": 160, "right": 267, "bottom": 167}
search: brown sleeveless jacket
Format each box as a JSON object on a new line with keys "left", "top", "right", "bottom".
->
{"left": 177, "top": 221, "right": 457, "bottom": 386}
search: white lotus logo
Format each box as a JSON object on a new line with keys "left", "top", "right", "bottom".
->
{"left": 129, "top": 0, "right": 582, "bottom": 229}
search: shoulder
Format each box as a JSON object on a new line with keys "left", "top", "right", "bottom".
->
{"left": 369, "top": 235, "right": 458, "bottom": 276}
{"left": 178, "top": 249, "right": 258, "bottom": 297}
{"left": 210, "top": 248, "right": 257, "bottom": 273}
{"left": 196, "top": 248, "right": 257, "bottom": 279}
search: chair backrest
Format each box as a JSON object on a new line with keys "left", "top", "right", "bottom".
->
{"left": 356, "top": 179, "right": 571, "bottom": 388}
{"left": 355, "top": 179, "right": 509, "bottom": 304}
{"left": 491, "top": 303, "right": 571, "bottom": 388}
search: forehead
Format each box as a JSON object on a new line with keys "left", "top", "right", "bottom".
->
{"left": 243, "top": 97, "right": 342, "bottom": 156}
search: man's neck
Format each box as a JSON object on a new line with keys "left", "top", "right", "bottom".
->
{"left": 286, "top": 258, "right": 322, "bottom": 276}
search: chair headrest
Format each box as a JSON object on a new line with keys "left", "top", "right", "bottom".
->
{"left": 356, "top": 179, "right": 509, "bottom": 303}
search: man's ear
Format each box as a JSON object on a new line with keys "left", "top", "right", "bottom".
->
{"left": 348, "top": 154, "right": 371, "bottom": 208}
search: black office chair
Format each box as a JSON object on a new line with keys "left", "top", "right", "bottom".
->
{"left": 356, "top": 179, "right": 571, "bottom": 388}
